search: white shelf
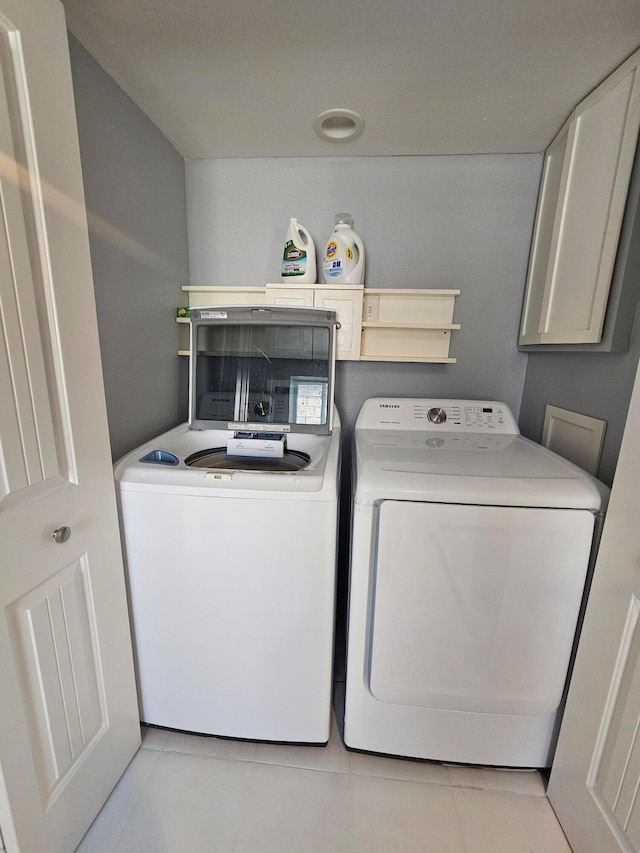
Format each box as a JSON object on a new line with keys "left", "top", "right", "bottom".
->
{"left": 359, "top": 355, "right": 457, "bottom": 363}
{"left": 362, "top": 288, "right": 460, "bottom": 295}
{"left": 177, "top": 284, "right": 460, "bottom": 363}
{"left": 265, "top": 281, "right": 363, "bottom": 291}
{"left": 361, "top": 288, "right": 459, "bottom": 362}
{"left": 181, "top": 285, "right": 265, "bottom": 295}
{"left": 362, "top": 322, "right": 461, "bottom": 330}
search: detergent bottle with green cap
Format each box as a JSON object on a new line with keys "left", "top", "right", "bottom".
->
{"left": 281, "top": 218, "right": 316, "bottom": 282}
{"left": 322, "top": 214, "right": 365, "bottom": 284}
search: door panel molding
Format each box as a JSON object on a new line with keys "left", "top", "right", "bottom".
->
{"left": 587, "top": 594, "right": 640, "bottom": 848}
{"left": 8, "top": 556, "right": 106, "bottom": 807}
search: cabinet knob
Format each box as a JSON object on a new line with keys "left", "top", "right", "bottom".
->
{"left": 52, "top": 526, "right": 71, "bottom": 545}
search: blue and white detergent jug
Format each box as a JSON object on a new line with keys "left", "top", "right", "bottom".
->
{"left": 322, "top": 214, "right": 365, "bottom": 284}
{"left": 281, "top": 218, "right": 316, "bottom": 282}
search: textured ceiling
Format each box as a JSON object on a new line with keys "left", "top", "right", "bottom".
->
{"left": 61, "top": 0, "right": 640, "bottom": 159}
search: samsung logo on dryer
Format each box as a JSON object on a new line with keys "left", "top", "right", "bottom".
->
{"left": 379, "top": 403, "right": 400, "bottom": 409}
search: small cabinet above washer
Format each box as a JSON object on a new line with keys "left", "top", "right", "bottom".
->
{"left": 265, "top": 282, "right": 363, "bottom": 361}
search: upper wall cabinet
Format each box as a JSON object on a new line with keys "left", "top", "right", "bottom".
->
{"left": 519, "top": 48, "right": 640, "bottom": 346}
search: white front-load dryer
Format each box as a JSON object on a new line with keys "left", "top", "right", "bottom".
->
{"left": 344, "top": 398, "right": 609, "bottom": 767}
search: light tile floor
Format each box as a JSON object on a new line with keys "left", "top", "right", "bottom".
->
{"left": 76, "top": 714, "right": 571, "bottom": 852}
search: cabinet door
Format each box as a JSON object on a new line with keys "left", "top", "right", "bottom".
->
{"left": 313, "top": 288, "right": 363, "bottom": 360}
{"left": 264, "top": 285, "right": 314, "bottom": 308}
{"left": 265, "top": 284, "right": 363, "bottom": 360}
{"left": 520, "top": 50, "right": 640, "bottom": 345}
{"left": 519, "top": 120, "right": 571, "bottom": 344}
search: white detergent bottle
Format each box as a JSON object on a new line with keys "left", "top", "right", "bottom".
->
{"left": 281, "top": 218, "right": 316, "bottom": 283}
{"left": 322, "top": 214, "right": 365, "bottom": 284}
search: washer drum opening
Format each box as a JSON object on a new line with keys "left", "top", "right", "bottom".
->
{"left": 185, "top": 447, "right": 311, "bottom": 472}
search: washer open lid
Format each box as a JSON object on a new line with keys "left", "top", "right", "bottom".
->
{"left": 189, "top": 305, "right": 337, "bottom": 435}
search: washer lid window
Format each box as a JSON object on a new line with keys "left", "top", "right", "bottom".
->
{"left": 189, "top": 305, "right": 337, "bottom": 435}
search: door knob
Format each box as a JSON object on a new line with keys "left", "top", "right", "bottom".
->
{"left": 52, "top": 526, "right": 71, "bottom": 544}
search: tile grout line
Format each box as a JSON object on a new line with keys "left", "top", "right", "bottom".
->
{"left": 109, "top": 747, "right": 163, "bottom": 853}
{"left": 152, "top": 724, "right": 549, "bottom": 797}
{"left": 229, "top": 757, "right": 259, "bottom": 853}
{"left": 449, "top": 782, "right": 473, "bottom": 853}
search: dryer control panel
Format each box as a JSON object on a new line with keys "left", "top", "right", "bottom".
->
{"left": 356, "top": 398, "right": 519, "bottom": 434}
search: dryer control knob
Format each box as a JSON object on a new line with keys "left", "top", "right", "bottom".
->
{"left": 427, "top": 407, "right": 447, "bottom": 424}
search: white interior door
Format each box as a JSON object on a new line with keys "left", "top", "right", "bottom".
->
{"left": 0, "top": 1, "right": 140, "bottom": 851}
{"left": 548, "top": 358, "right": 640, "bottom": 850}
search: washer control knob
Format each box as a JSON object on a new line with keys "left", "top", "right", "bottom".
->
{"left": 427, "top": 407, "right": 447, "bottom": 424}
{"left": 253, "top": 400, "right": 271, "bottom": 418}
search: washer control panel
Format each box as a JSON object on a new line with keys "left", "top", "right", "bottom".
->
{"left": 357, "top": 398, "right": 519, "bottom": 434}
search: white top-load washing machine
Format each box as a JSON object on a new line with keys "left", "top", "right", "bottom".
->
{"left": 115, "top": 306, "right": 340, "bottom": 743}
{"left": 344, "top": 398, "right": 609, "bottom": 768}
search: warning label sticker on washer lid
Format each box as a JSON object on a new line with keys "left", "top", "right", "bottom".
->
{"left": 200, "top": 310, "right": 227, "bottom": 319}
{"left": 229, "top": 422, "right": 291, "bottom": 432}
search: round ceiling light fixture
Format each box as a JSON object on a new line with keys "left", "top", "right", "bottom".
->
{"left": 313, "top": 109, "right": 364, "bottom": 142}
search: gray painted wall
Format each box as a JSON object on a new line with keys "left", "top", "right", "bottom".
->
{"left": 519, "top": 310, "right": 640, "bottom": 487}
{"left": 186, "top": 155, "right": 542, "bottom": 434}
{"left": 68, "top": 35, "right": 190, "bottom": 461}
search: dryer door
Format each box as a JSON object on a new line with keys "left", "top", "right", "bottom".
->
{"left": 369, "top": 500, "right": 595, "bottom": 716}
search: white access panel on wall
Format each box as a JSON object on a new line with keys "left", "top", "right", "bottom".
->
{"left": 370, "top": 501, "right": 596, "bottom": 715}
{"left": 542, "top": 405, "right": 607, "bottom": 476}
